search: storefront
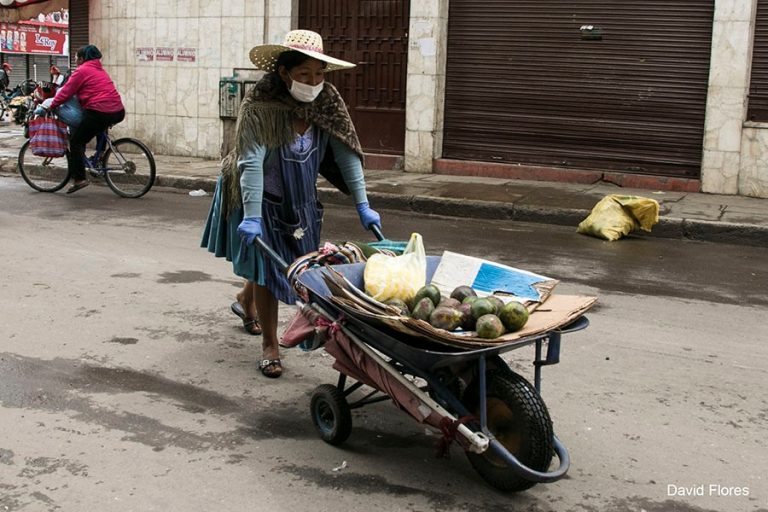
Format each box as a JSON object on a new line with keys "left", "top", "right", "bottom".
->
{"left": 0, "top": 0, "right": 69, "bottom": 87}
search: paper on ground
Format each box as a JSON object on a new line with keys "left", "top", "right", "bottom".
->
{"left": 430, "top": 251, "right": 558, "bottom": 304}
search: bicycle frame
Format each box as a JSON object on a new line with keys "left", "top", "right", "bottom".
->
{"left": 83, "top": 132, "right": 114, "bottom": 175}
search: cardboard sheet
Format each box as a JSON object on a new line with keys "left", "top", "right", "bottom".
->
{"left": 429, "top": 251, "right": 559, "bottom": 305}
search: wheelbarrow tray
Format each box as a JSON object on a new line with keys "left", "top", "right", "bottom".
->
{"left": 295, "top": 255, "right": 592, "bottom": 373}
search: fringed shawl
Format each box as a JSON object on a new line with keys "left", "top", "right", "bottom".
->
{"left": 221, "top": 73, "right": 363, "bottom": 215}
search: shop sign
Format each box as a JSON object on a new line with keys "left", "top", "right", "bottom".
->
{"left": 0, "top": 22, "right": 66, "bottom": 55}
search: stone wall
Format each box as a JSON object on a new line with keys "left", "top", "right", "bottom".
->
{"left": 88, "top": 0, "right": 292, "bottom": 159}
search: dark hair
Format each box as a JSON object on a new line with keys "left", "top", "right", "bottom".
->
{"left": 76, "top": 45, "right": 102, "bottom": 62}
{"left": 275, "top": 50, "right": 317, "bottom": 72}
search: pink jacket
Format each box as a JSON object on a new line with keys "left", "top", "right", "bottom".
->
{"left": 50, "top": 59, "right": 124, "bottom": 113}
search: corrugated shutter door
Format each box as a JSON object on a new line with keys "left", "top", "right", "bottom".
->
{"left": 6, "top": 54, "right": 27, "bottom": 86}
{"left": 68, "top": 0, "right": 89, "bottom": 68}
{"left": 443, "top": 1, "right": 714, "bottom": 178}
{"left": 30, "top": 54, "right": 52, "bottom": 81}
{"left": 748, "top": 0, "right": 768, "bottom": 121}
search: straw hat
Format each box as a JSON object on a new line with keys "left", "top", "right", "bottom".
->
{"left": 249, "top": 29, "right": 355, "bottom": 73}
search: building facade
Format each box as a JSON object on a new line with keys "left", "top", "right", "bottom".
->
{"left": 85, "top": 0, "right": 768, "bottom": 198}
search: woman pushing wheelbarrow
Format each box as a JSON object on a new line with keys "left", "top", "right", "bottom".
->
{"left": 201, "top": 29, "right": 381, "bottom": 378}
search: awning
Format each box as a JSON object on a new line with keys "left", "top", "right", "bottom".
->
{"left": 0, "top": 0, "right": 66, "bottom": 23}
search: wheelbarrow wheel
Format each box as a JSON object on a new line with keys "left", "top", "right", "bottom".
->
{"left": 462, "top": 370, "right": 554, "bottom": 492}
{"left": 310, "top": 384, "right": 352, "bottom": 446}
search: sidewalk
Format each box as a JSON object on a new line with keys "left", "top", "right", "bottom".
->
{"left": 2, "top": 122, "right": 767, "bottom": 247}
{"left": 157, "top": 156, "right": 768, "bottom": 247}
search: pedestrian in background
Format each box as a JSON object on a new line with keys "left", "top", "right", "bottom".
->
{"left": 201, "top": 29, "right": 381, "bottom": 378}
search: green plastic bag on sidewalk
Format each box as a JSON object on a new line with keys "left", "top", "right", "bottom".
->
{"left": 577, "top": 195, "right": 660, "bottom": 241}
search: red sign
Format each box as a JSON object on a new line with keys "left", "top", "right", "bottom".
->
{"left": 155, "top": 47, "right": 174, "bottom": 62}
{"left": 176, "top": 47, "right": 196, "bottom": 62}
{"left": 0, "top": 22, "right": 66, "bottom": 55}
{"left": 136, "top": 47, "right": 154, "bottom": 62}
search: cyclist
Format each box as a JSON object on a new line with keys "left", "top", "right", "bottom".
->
{"left": 36, "top": 44, "right": 124, "bottom": 194}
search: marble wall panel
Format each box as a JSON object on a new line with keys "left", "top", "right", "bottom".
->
{"left": 198, "top": 18, "right": 223, "bottom": 65}
{"left": 156, "top": 66, "right": 178, "bottom": 116}
{"left": 197, "top": 118, "right": 223, "bottom": 158}
{"left": 701, "top": 149, "right": 740, "bottom": 194}
{"left": 220, "top": 17, "right": 248, "bottom": 70}
{"left": 714, "top": 0, "right": 755, "bottom": 21}
{"left": 739, "top": 127, "right": 768, "bottom": 197}
{"left": 199, "top": 1, "right": 222, "bottom": 18}
{"left": 133, "top": 66, "right": 155, "bottom": 115}
{"left": 198, "top": 68, "right": 222, "bottom": 119}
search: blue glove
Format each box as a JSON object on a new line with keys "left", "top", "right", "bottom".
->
{"left": 356, "top": 202, "right": 381, "bottom": 230}
{"left": 34, "top": 106, "right": 48, "bottom": 116}
{"left": 237, "top": 217, "right": 263, "bottom": 245}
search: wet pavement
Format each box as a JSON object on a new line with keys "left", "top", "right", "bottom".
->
{"left": 0, "top": 121, "right": 767, "bottom": 247}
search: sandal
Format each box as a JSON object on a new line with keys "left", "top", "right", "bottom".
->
{"left": 259, "top": 359, "right": 283, "bottom": 378}
{"left": 66, "top": 180, "right": 90, "bottom": 194}
{"left": 230, "top": 302, "right": 262, "bottom": 335}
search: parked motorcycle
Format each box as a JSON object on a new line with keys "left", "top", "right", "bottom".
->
{"left": 1, "top": 78, "right": 36, "bottom": 125}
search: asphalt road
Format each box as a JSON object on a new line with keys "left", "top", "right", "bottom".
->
{"left": 1, "top": 176, "right": 767, "bottom": 512}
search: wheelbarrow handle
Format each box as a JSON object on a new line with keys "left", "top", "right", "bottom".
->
{"left": 253, "top": 236, "right": 289, "bottom": 273}
{"left": 253, "top": 224, "right": 386, "bottom": 274}
{"left": 370, "top": 224, "right": 385, "bottom": 241}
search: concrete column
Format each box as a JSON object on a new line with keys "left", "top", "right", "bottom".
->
{"left": 403, "top": 0, "right": 448, "bottom": 174}
{"left": 701, "top": 0, "right": 757, "bottom": 194}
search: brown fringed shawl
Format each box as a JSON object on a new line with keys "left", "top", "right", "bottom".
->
{"left": 221, "top": 73, "right": 363, "bottom": 215}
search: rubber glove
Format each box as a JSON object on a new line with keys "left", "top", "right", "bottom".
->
{"left": 237, "top": 217, "right": 263, "bottom": 245}
{"left": 33, "top": 105, "right": 47, "bottom": 116}
{"left": 356, "top": 202, "right": 381, "bottom": 231}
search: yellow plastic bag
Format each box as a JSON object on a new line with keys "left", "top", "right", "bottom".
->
{"left": 577, "top": 195, "right": 660, "bottom": 241}
{"left": 364, "top": 233, "right": 426, "bottom": 303}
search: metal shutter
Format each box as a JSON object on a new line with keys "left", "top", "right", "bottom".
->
{"left": 30, "top": 54, "right": 53, "bottom": 81}
{"left": 443, "top": 1, "right": 714, "bottom": 178}
{"left": 67, "top": 0, "right": 89, "bottom": 68}
{"left": 748, "top": 0, "right": 768, "bottom": 121}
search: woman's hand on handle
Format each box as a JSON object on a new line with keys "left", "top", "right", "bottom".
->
{"left": 237, "top": 217, "right": 263, "bottom": 245}
{"left": 356, "top": 202, "right": 381, "bottom": 231}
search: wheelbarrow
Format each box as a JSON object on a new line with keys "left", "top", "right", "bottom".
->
{"left": 255, "top": 228, "right": 589, "bottom": 492}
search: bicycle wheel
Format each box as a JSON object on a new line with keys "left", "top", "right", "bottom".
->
{"left": 17, "top": 139, "right": 71, "bottom": 192}
{"left": 102, "top": 137, "right": 156, "bottom": 198}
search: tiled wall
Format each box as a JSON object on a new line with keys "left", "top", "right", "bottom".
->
{"left": 88, "top": 0, "right": 290, "bottom": 159}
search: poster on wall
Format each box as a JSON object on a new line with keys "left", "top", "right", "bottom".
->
{"left": 136, "top": 47, "right": 154, "bottom": 62}
{"left": 176, "top": 47, "right": 196, "bottom": 62}
{"left": 155, "top": 47, "right": 174, "bottom": 62}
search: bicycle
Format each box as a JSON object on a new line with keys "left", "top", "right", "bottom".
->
{"left": 17, "top": 126, "right": 156, "bottom": 198}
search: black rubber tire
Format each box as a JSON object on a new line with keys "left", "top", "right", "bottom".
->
{"left": 103, "top": 137, "right": 156, "bottom": 198}
{"left": 462, "top": 370, "right": 554, "bottom": 492}
{"left": 310, "top": 384, "right": 352, "bottom": 446}
{"left": 17, "top": 139, "right": 71, "bottom": 192}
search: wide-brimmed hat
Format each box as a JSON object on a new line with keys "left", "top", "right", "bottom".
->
{"left": 249, "top": 29, "right": 355, "bottom": 73}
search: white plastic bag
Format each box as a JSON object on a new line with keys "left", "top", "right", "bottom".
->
{"left": 364, "top": 233, "right": 426, "bottom": 304}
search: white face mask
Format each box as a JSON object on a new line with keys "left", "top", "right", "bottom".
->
{"left": 288, "top": 76, "right": 324, "bottom": 103}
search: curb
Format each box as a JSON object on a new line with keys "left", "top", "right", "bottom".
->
{"left": 159, "top": 175, "right": 768, "bottom": 248}
{"left": 5, "top": 167, "right": 767, "bottom": 248}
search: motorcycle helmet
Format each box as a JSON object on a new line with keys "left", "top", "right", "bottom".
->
{"left": 1, "top": 62, "right": 11, "bottom": 72}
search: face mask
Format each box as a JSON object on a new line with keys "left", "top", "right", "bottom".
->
{"left": 288, "top": 76, "right": 324, "bottom": 103}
